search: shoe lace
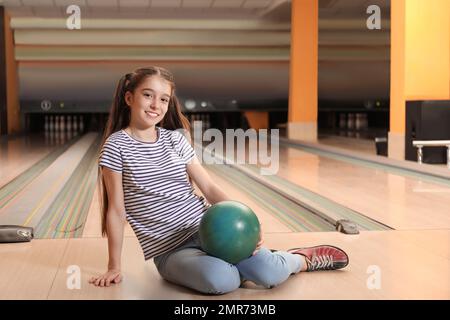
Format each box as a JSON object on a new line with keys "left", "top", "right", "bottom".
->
{"left": 306, "top": 254, "right": 334, "bottom": 271}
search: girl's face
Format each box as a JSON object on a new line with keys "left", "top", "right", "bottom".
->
{"left": 125, "top": 75, "right": 172, "bottom": 128}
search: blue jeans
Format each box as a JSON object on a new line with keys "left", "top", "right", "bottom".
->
{"left": 153, "top": 232, "right": 303, "bottom": 295}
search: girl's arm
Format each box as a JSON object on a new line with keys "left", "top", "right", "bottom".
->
{"left": 186, "top": 156, "right": 231, "bottom": 205}
{"left": 89, "top": 167, "right": 126, "bottom": 287}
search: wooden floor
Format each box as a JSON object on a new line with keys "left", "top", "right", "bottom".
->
{"left": 0, "top": 134, "right": 54, "bottom": 187}
{"left": 0, "top": 230, "right": 448, "bottom": 299}
{"left": 1, "top": 133, "right": 449, "bottom": 299}
{"left": 274, "top": 145, "right": 450, "bottom": 230}
{"left": 0, "top": 134, "right": 97, "bottom": 227}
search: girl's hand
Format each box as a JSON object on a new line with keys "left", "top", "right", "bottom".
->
{"left": 89, "top": 269, "right": 122, "bottom": 287}
{"left": 252, "top": 223, "right": 264, "bottom": 256}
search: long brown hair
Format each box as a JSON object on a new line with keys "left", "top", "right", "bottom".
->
{"left": 98, "top": 66, "right": 190, "bottom": 237}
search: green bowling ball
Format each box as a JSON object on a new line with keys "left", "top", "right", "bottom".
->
{"left": 199, "top": 201, "right": 260, "bottom": 264}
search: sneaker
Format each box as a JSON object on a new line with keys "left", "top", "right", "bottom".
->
{"left": 288, "top": 245, "right": 349, "bottom": 272}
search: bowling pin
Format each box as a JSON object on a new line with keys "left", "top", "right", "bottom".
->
{"left": 67, "top": 116, "right": 72, "bottom": 133}
{"left": 79, "top": 115, "right": 84, "bottom": 133}
{"left": 206, "top": 113, "right": 211, "bottom": 130}
{"left": 68, "top": 117, "right": 73, "bottom": 140}
{"left": 60, "top": 115, "right": 65, "bottom": 132}
{"left": 339, "top": 113, "right": 346, "bottom": 129}
{"left": 347, "top": 113, "right": 355, "bottom": 130}
{"left": 49, "top": 115, "right": 54, "bottom": 132}
{"left": 355, "top": 113, "right": 361, "bottom": 130}
{"left": 55, "top": 116, "right": 60, "bottom": 132}
{"left": 73, "top": 115, "right": 78, "bottom": 134}
{"left": 44, "top": 116, "right": 50, "bottom": 145}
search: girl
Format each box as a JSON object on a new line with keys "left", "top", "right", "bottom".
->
{"left": 90, "top": 66, "right": 349, "bottom": 294}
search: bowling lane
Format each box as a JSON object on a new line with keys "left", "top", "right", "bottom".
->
{"left": 0, "top": 134, "right": 55, "bottom": 187}
{"left": 82, "top": 186, "right": 136, "bottom": 238}
{"left": 258, "top": 144, "right": 450, "bottom": 230}
{"left": 317, "top": 134, "right": 377, "bottom": 155}
{"left": 83, "top": 130, "right": 449, "bottom": 238}
{"left": 0, "top": 133, "right": 99, "bottom": 239}
{"left": 81, "top": 164, "right": 293, "bottom": 239}
{"left": 198, "top": 134, "right": 450, "bottom": 230}
{"left": 0, "top": 123, "right": 86, "bottom": 188}
{"left": 82, "top": 162, "right": 321, "bottom": 238}
{"left": 202, "top": 165, "right": 321, "bottom": 233}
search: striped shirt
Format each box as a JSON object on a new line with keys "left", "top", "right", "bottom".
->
{"left": 98, "top": 127, "right": 208, "bottom": 260}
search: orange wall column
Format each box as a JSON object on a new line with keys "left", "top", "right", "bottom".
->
{"left": 5, "top": 11, "right": 20, "bottom": 134}
{"left": 388, "top": 0, "right": 407, "bottom": 159}
{"left": 404, "top": 0, "right": 450, "bottom": 100}
{"left": 287, "top": 0, "right": 318, "bottom": 141}
{"left": 389, "top": 0, "right": 450, "bottom": 159}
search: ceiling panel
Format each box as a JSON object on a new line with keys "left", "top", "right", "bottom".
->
{"left": 182, "top": 0, "right": 213, "bottom": 8}
{"left": 212, "top": 0, "right": 245, "bottom": 8}
{"left": 2, "top": 0, "right": 287, "bottom": 19}
{"left": 18, "top": 61, "right": 290, "bottom": 102}
{"left": 118, "top": 0, "right": 149, "bottom": 7}
{"left": 22, "top": 0, "right": 54, "bottom": 6}
{"left": 31, "top": 7, "right": 63, "bottom": 17}
{"left": 5, "top": 6, "right": 34, "bottom": 16}
{"left": 151, "top": 0, "right": 182, "bottom": 8}
{"left": 243, "top": 0, "right": 271, "bottom": 9}
{"left": 5, "top": 0, "right": 390, "bottom": 103}
{"left": 86, "top": 0, "right": 119, "bottom": 7}
{"left": 14, "top": 29, "right": 291, "bottom": 46}
{"left": 2, "top": 0, "right": 23, "bottom": 7}
{"left": 54, "top": 0, "right": 88, "bottom": 6}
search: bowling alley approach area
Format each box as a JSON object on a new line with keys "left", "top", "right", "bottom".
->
{"left": 0, "top": 0, "right": 450, "bottom": 303}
